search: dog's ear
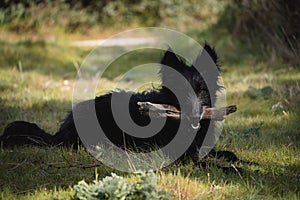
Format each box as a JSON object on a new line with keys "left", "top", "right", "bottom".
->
{"left": 192, "top": 43, "right": 220, "bottom": 92}
{"left": 160, "top": 48, "right": 183, "bottom": 71}
{"left": 193, "top": 43, "right": 220, "bottom": 72}
{"left": 203, "top": 43, "right": 218, "bottom": 66}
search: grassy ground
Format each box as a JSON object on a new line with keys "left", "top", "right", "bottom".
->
{"left": 0, "top": 36, "right": 299, "bottom": 199}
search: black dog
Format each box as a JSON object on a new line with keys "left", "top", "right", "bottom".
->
{"left": 1, "top": 44, "right": 240, "bottom": 165}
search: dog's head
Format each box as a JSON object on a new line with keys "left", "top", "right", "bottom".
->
{"left": 159, "top": 44, "right": 220, "bottom": 126}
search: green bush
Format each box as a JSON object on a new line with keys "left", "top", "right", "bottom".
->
{"left": 73, "top": 171, "right": 169, "bottom": 200}
{"left": 0, "top": 1, "right": 98, "bottom": 32}
{"left": 0, "top": 0, "right": 225, "bottom": 32}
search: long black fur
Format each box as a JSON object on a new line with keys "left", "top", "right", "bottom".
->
{"left": 1, "top": 44, "right": 240, "bottom": 165}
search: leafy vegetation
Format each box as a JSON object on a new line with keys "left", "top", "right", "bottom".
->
{"left": 0, "top": 0, "right": 224, "bottom": 33}
{"left": 73, "top": 171, "right": 169, "bottom": 200}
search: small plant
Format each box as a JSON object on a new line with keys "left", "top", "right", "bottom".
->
{"left": 245, "top": 86, "right": 273, "bottom": 99}
{"left": 73, "top": 170, "right": 169, "bottom": 200}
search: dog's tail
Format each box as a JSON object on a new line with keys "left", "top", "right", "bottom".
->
{"left": 0, "top": 121, "right": 54, "bottom": 147}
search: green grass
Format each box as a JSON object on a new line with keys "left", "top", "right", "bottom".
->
{"left": 0, "top": 38, "right": 299, "bottom": 199}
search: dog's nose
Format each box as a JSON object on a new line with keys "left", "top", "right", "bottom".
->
{"left": 190, "top": 114, "right": 202, "bottom": 121}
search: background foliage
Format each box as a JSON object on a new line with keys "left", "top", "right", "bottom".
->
{"left": 0, "top": 0, "right": 299, "bottom": 63}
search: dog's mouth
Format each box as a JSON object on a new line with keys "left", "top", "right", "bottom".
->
{"left": 191, "top": 121, "right": 200, "bottom": 130}
{"left": 188, "top": 111, "right": 203, "bottom": 130}
{"left": 182, "top": 114, "right": 202, "bottom": 130}
{"left": 188, "top": 115, "right": 201, "bottom": 130}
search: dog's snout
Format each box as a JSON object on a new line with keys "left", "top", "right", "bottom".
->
{"left": 190, "top": 112, "right": 202, "bottom": 121}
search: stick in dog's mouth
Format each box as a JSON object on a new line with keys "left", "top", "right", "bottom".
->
{"left": 137, "top": 102, "right": 237, "bottom": 122}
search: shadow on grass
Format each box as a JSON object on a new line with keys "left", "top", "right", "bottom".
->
{"left": 1, "top": 144, "right": 299, "bottom": 196}
{"left": 0, "top": 40, "right": 85, "bottom": 79}
{"left": 0, "top": 146, "right": 114, "bottom": 194}
{"left": 0, "top": 39, "right": 168, "bottom": 83}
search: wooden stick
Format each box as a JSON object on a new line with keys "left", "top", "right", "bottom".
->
{"left": 137, "top": 102, "right": 237, "bottom": 121}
